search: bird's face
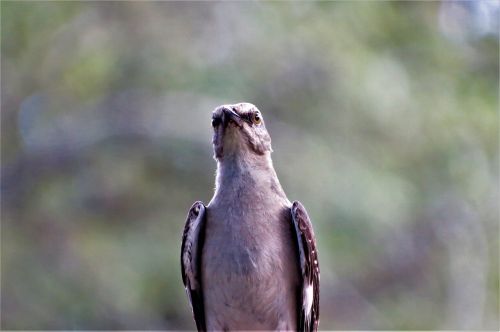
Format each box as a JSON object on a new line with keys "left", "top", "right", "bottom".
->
{"left": 211, "top": 103, "right": 272, "bottom": 160}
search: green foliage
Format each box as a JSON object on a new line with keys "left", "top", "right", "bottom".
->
{"left": 1, "top": 1, "right": 498, "bottom": 330}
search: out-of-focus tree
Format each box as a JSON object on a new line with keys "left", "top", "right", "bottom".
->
{"left": 1, "top": 1, "right": 498, "bottom": 330}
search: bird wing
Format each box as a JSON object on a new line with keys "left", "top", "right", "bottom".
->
{"left": 180, "top": 201, "right": 207, "bottom": 331}
{"left": 291, "top": 201, "right": 320, "bottom": 332}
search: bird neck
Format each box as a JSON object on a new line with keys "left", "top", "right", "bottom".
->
{"left": 212, "top": 152, "right": 288, "bottom": 203}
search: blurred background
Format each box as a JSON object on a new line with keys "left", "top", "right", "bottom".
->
{"left": 1, "top": 1, "right": 498, "bottom": 330}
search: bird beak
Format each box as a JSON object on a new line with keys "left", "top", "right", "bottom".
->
{"left": 223, "top": 108, "right": 244, "bottom": 127}
{"left": 212, "top": 106, "right": 243, "bottom": 159}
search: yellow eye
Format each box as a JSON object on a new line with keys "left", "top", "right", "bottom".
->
{"left": 252, "top": 112, "right": 262, "bottom": 125}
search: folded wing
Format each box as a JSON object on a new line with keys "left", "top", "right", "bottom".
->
{"left": 291, "top": 201, "right": 320, "bottom": 332}
{"left": 180, "top": 201, "right": 207, "bottom": 331}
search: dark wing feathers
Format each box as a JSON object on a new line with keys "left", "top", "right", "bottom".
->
{"left": 180, "top": 201, "right": 206, "bottom": 331}
{"left": 291, "top": 201, "right": 320, "bottom": 332}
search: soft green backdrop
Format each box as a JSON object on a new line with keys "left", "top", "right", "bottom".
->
{"left": 1, "top": 1, "right": 498, "bottom": 330}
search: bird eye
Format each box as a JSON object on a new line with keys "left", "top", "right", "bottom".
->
{"left": 252, "top": 112, "right": 262, "bottom": 125}
{"left": 212, "top": 117, "right": 221, "bottom": 127}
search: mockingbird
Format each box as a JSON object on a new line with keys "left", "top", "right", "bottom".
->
{"left": 181, "top": 103, "right": 319, "bottom": 331}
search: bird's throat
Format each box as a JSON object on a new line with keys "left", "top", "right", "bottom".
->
{"left": 211, "top": 153, "right": 288, "bottom": 206}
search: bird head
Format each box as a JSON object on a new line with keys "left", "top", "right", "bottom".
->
{"left": 211, "top": 103, "right": 272, "bottom": 160}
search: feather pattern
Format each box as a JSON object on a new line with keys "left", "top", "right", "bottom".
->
{"left": 291, "top": 201, "right": 320, "bottom": 332}
{"left": 180, "top": 201, "right": 207, "bottom": 331}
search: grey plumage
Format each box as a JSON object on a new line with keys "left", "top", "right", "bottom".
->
{"left": 181, "top": 103, "right": 320, "bottom": 331}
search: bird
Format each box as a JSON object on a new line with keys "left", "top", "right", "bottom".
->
{"left": 181, "top": 102, "right": 319, "bottom": 331}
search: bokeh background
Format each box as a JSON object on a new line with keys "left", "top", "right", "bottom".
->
{"left": 1, "top": 1, "right": 499, "bottom": 330}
